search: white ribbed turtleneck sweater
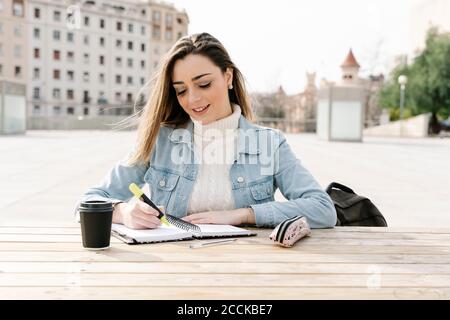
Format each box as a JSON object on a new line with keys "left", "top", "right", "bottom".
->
{"left": 187, "top": 104, "right": 241, "bottom": 214}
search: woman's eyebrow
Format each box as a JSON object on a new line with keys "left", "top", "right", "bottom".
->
{"left": 172, "top": 73, "right": 212, "bottom": 85}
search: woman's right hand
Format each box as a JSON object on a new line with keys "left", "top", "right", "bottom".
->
{"left": 113, "top": 201, "right": 162, "bottom": 230}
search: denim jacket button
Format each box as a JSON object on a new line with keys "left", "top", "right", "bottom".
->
{"left": 159, "top": 180, "right": 166, "bottom": 187}
{"left": 237, "top": 177, "right": 244, "bottom": 183}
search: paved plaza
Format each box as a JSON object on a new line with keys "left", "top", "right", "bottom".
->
{"left": 0, "top": 130, "right": 449, "bottom": 227}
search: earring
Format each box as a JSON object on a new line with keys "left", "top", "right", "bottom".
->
{"left": 228, "top": 84, "right": 233, "bottom": 90}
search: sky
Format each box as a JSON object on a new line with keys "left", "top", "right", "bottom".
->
{"left": 167, "top": 0, "right": 416, "bottom": 94}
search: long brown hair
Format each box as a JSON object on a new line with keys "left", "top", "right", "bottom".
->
{"left": 121, "top": 32, "right": 254, "bottom": 166}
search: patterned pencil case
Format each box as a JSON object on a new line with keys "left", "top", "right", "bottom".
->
{"left": 269, "top": 216, "right": 311, "bottom": 247}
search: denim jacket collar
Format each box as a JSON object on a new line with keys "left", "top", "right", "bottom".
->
{"left": 168, "top": 115, "right": 262, "bottom": 155}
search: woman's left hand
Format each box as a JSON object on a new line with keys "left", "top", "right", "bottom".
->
{"left": 182, "top": 208, "right": 255, "bottom": 226}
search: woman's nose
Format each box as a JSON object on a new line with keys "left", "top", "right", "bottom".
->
{"left": 188, "top": 88, "right": 201, "bottom": 105}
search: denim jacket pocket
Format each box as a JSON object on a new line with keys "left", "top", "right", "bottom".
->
{"left": 145, "top": 167, "right": 180, "bottom": 191}
{"left": 249, "top": 179, "right": 274, "bottom": 201}
{"left": 144, "top": 167, "right": 181, "bottom": 208}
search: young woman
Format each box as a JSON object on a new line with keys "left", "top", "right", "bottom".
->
{"left": 79, "top": 33, "right": 336, "bottom": 230}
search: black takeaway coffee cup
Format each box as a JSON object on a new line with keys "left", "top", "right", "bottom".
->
{"left": 78, "top": 200, "right": 113, "bottom": 250}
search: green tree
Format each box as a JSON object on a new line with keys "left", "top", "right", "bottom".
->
{"left": 379, "top": 28, "right": 450, "bottom": 133}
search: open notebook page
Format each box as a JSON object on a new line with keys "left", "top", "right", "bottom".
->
{"left": 197, "top": 224, "right": 254, "bottom": 237}
{"left": 112, "top": 223, "right": 254, "bottom": 242}
{"left": 112, "top": 223, "right": 192, "bottom": 242}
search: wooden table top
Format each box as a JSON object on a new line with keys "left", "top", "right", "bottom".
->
{"left": 1, "top": 225, "right": 450, "bottom": 300}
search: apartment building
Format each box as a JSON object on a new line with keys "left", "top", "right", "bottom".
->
{"left": 0, "top": 0, "right": 27, "bottom": 84}
{"left": 26, "top": 0, "right": 188, "bottom": 119}
{"left": 0, "top": 0, "right": 27, "bottom": 134}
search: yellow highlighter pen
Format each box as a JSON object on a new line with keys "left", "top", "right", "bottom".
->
{"left": 129, "top": 183, "right": 170, "bottom": 226}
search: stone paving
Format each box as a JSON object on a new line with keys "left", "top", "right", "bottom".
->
{"left": 1, "top": 130, "right": 449, "bottom": 227}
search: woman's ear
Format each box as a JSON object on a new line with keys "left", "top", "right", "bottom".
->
{"left": 225, "top": 67, "right": 233, "bottom": 87}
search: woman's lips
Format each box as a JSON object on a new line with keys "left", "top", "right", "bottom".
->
{"left": 192, "top": 104, "right": 210, "bottom": 115}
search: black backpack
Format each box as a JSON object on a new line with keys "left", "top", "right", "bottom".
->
{"left": 326, "top": 182, "right": 387, "bottom": 227}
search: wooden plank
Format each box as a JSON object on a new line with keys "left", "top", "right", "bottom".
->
{"left": 2, "top": 233, "right": 450, "bottom": 247}
{"left": 0, "top": 286, "right": 448, "bottom": 300}
{"left": 2, "top": 226, "right": 450, "bottom": 235}
{"left": 1, "top": 242, "right": 450, "bottom": 255}
{"left": 1, "top": 273, "right": 450, "bottom": 287}
{"left": 1, "top": 262, "right": 450, "bottom": 275}
{"left": 1, "top": 251, "right": 450, "bottom": 264}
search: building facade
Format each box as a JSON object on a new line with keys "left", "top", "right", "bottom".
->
{"left": 0, "top": 0, "right": 27, "bottom": 84}
{"left": 21, "top": 0, "right": 188, "bottom": 121}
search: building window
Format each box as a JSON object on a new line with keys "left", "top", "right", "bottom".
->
{"left": 84, "top": 16, "right": 89, "bottom": 26}
{"left": 67, "top": 107, "right": 74, "bottom": 115}
{"left": 54, "top": 10, "right": 61, "bottom": 22}
{"left": 34, "top": 7, "right": 40, "bottom": 18}
{"left": 14, "top": 25, "right": 21, "bottom": 37}
{"left": 127, "top": 41, "right": 133, "bottom": 50}
{"left": 128, "top": 23, "right": 133, "bottom": 33}
{"left": 53, "top": 30, "right": 61, "bottom": 41}
{"left": 12, "top": 0, "right": 24, "bottom": 17}
{"left": 14, "top": 45, "right": 21, "bottom": 58}
{"left": 14, "top": 66, "right": 22, "bottom": 78}
{"left": 84, "top": 53, "right": 89, "bottom": 64}
{"left": 115, "top": 75, "right": 121, "bottom": 84}
{"left": 83, "top": 72, "right": 89, "bottom": 82}
{"left": 115, "top": 92, "right": 121, "bottom": 101}
{"left": 165, "top": 29, "right": 172, "bottom": 41}
{"left": 99, "top": 73, "right": 105, "bottom": 83}
{"left": 116, "top": 39, "right": 122, "bottom": 49}
{"left": 33, "top": 87, "right": 40, "bottom": 99}
{"left": 83, "top": 91, "right": 89, "bottom": 103}
{"left": 99, "top": 37, "right": 105, "bottom": 47}
{"left": 33, "top": 105, "right": 41, "bottom": 115}
{"left": 67, "top": 89, "right": 74, "bottom": 100}
{"left": 152, "top": 11, "right": 161, "bottom": 23}
{"left": 99, "top": 55, "right": 104, "bottom": 65}
{"left": 53, "top": 106, "right": 61, "bottom": 116}
{"left": 53, "top": 50, "right": 60, "bottom": 60}
{"left": 83, "top": 107, "right": 89, "bottom": 115}
{"left": 34, "top": 48, "right": 40, "bottom": 59}
{"left": 115, "top": 57, "right": 122, "bottom": 67}
{"left": 141, "top": 77, "right": 145, "bottom": 85}
{"left": 140, "top": 60, "right": 145, "bottom": 68}
{"left": 53, "top": 69, "right": 60, "bottom": 80}
{"left": 67, "top": 70, "right": 74, "bottom": 81}
{"left": 67, "top": 51, "right": 74, "bottom": 62}
{"left": 127, "top": 76, "right": 133, "bottom": 85}
{"left": 141, "top": 43, "right": 145, "bottom": 52}
{"left": 165, "top": 13, "right": 173, "bottom": 26}
{"left": 67, "top": 32, "right": 74, "bottom": 42}
{"left": 116, "top": 21, "right": 122, "bottom": 31}
{"left": 83, "top": 35, "right": 89, "bottom": 45}
{"left": 33, "top": 28, "right": 40, "bottom": 39}
{"left": 127, "top": 58, "right": 133, "bottom": 67}
{"left": 152, "top": 26, "right": 161, "bottom": 39}
{"left": 33, "top": 68, "right": 40, "bottom": 79}
{"left": 99, "top": 19, "right": 105, "bottom": 29}
{"left": 141, "top": 25, "right": 145, "bottom": 35}
{"left": 53, "top": 88, "right": 61, "bottom": 99}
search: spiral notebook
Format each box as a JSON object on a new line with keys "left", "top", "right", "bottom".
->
{"left": 111, "top": 223, "right": 257, "bottom": 245}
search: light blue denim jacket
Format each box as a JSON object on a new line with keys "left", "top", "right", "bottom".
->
{"left": 79, "top": 116, "right": 336, "bottom": 229}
